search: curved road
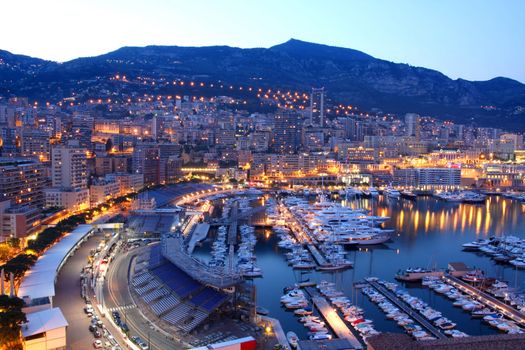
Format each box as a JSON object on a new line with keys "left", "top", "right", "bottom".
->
{"left": 54, "top": 231, "right": 104, "bottom": 349}
{"left": 103, "top": 245, "right": 188, "bottom": 350}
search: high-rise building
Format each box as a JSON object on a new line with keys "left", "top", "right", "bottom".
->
{"left": 309, "top": 87, "right": 325, "bottom": 127}
{"left": 51, "top": 146, "right": 88, "bottom": 190}
{"left": 405, "top": 113, "right": 421, "bottom": 140}
{"left": 273, "top": 110, "right": 300, "bottom": 154}
{"left": 0, "top": 158, "right": 47, "bottom": 209}
{"left": 132, "top": 143, "right": 160, "bottom": 186}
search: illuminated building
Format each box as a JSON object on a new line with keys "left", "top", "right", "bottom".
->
{"left": 272, "top": 110, "right": 300, "bottom": 154}
{"left": 21, "top": 128, "right": 51, "bottom": 161}
{"left": 132, "top": 143, "right": 160, "bottom": 186}
{"left": 51, "top": 146, "right": 88, "bottom": 190}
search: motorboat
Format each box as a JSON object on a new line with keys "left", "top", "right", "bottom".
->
{"left": 384, "top": 187, "right": 401, "bottom": 199}
{"left": 286, "top": 331, "right": 299, "bottom": 348}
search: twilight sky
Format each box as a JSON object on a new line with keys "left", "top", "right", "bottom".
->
{"left": 2, "top": 0, "right": 524, "bottom": 82}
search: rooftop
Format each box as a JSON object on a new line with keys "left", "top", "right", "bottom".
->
{"left": 22, "top": 307, "right": 68, "bottom": 338}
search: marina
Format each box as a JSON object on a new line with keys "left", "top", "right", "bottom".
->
{"left": 442, "top": 274, "right": 525, "bottom": 325}
{"left": 310, "top": 295, "right": 363, "bottom": 349}
{"left": 188, "top": 190, "right": 525, "bottom": 346}
{"left": 365, "top": 279, "right": 447, "bottom": 339}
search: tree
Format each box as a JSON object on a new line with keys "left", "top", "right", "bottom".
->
{"left": 0, "top": 244, "right": 13, "bottom": 263}
{"left": 6, "top": 238, "right": 20, "bottom": 250}
{"left": 0, "top": 295, "right": 26, "bottom": 350}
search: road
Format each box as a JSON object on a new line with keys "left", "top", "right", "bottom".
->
{"left": 104, "top": 245, "right": 188, "bottom": 350}
{"left": 54, "top": 230, "right": 103, "bottom": 349}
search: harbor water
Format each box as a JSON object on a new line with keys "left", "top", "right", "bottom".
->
{"left": 196, "top": 194, "right": 525, "bottom": 339}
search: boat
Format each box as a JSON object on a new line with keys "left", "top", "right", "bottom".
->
{"left": 384, "top": 187, "right": 401, "bottom": 199}
{"left": 509, "top": 257, "right": 525, "bottom": 268}
{"left": 461, "top": 191, "right": 486, "bottom": 204}
{"left": 461, "top": 239, "right": 491, "bottom": 251}
{"left": 286, "top": 331, "right": 299, "bottom": 348}
{"left": 395, "top": 268, "right": 444, "bottom": 281}
{"left": 400, "top": 190, "right": 417, "bottom": 200}
{"left": 256, "top": 306, "right": 269, "bottom": 315}
{"left": 368, "top": 187, "right": 380, "bottom": 197}
{"left": 462, "top": 270, "right": 485, "bottom": 283}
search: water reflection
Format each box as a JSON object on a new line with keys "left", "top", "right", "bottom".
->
{"left": 342, "top": 196, "right": 525, "bottom": 239}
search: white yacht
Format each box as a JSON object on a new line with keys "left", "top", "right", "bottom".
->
{"left": 384, "top": 187, "right": 401, "bottom": 199}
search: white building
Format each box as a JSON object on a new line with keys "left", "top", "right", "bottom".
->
{"left": 22, "top": 308, "right": 68, "bottom": 350}
{"left": 51, "top": 146, "right": 88, "bottom": 190}
{"left": 105, "top": 173, "right": 144, "bottom": 195}
{"left": 90, "top": 180, "right": 120, "bottom": 206}
{"left": 44, "top": 188, "right": 90, "bottom": 212}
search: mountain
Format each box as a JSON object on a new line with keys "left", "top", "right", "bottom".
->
{"left": 1, "top": 39, "right": 525, "bottom": 130}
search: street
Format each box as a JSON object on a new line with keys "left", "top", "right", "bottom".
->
{"left": 54, "top": 230, "right": 103, "bottom": 349}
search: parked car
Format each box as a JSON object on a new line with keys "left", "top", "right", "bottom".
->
{"left": 93, "top": 340, "right": 103, "bottom": 349}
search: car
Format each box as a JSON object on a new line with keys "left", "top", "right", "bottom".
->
{"left": 93, "top": 340, "right": 103, "bottom": 349}
{"left": 93, "top": 330, "right": 102, "bottom": 338}
{"left": 139, "top": 343, "right": 149, "bottom": 350}
{"left": 120, "top": 323, "right": 129, "bottom": 333}
{"left": 96, "top": 320, "right": 103, "bottom": 328}
{"left": 89, "top": 324, "right": 97, "bottom": 332}
{"left": 112, "top": 311, "right": 120, "bottom": 319}
{"left": 84, "top": 306, "right": 94, "bottom": 314}
{"left": 130, "top": 336, "right": 140, "bottom": 343}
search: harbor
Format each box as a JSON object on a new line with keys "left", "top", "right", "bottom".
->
{"left": 187, "top": 190, "right": 525, "bottom": 346}
{"left": 310, "top": 296, "right": 363, "bottom": 349}
{"left": 365, "top": 279, "right": 447, "bottom": 339}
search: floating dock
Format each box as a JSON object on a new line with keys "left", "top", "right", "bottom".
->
{"left": 311, "top": 296, "right": 363, "bottom": 349}
{"left": 367, "top": 280, "right": 446, "bottom": 339}
{"left": 306, "top": 244, "right": 328, "bottom": 267}
{"left": 443, "top": 274, "right": 525, "bottom": 325}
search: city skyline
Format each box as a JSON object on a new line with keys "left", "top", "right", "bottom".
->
{"left": 2, "top": 2, "right": 525, "bottom": 349}
{"left": 1, "top": 0, "right": 524, "bottom": 83}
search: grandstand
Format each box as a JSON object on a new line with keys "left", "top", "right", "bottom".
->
{"left": 161, "top": 233, "right": 241, "bottom": 288}
{"left": 131, "top": 244, "right": 229, "bottom": 333}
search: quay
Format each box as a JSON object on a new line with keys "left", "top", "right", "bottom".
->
{"left": 259, "top": 316, "right": 289, "bottom": 348}
{"left": 228, "top": 201, "right": 239, "bottom": 245}
{"left": 304, "top": 286, "right": 363, "bottom": 349}
{"left": 366, "top": 280, "right": 446, "bottom": 339}
{"left": 442, "top": 274, "right": 525, "bottom": 325}
{"left": 306, "top": 244, "right": 329, "bottom": 267}
{"left": 311, "top": 296, "right": 363, "bottom": 349}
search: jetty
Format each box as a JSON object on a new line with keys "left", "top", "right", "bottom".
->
{"left": 443, "top": 274, "right": 525, "bottom": 325}
{"left": 367, "top": 280, "right": 446, "bottom": 339}
{"left": 310, "top": 296, "right": 363, "bottom": 349}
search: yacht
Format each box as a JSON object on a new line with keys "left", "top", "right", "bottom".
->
{"left": 384, "top": 187, "right": 401, "bottom": 199}
{"left": 368, "top": 187, "right": 380, "bottom": 197}
{"left": 395, "top": 268, "right": 444, "bottom": 281}
{"left": 400, "top": 190, "right": 417, "bottom": 200}
{"left": 287, "top": 331, "right": 299, "bottom": 348}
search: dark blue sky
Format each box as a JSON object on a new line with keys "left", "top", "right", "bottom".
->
{"left": 2, "top": 0, "right": 524, "bottom": 82}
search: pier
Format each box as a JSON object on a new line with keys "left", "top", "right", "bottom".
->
{"left": 187, "top": 223, "right": 210, "bottom": 254}
{"left": 366, "top": 280, "right": 446, "bottom": 339}
{"left": 306, "top": 244, "right": 328, "bottom": 267}
{"left": 228, "top": 201, "right": 239, "bottom": 245}
{"left": 442, "top": 274, "right": 525, "bottom": 325}
{"left": 310, "top": 296, "right": 363, "bottom": 349}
